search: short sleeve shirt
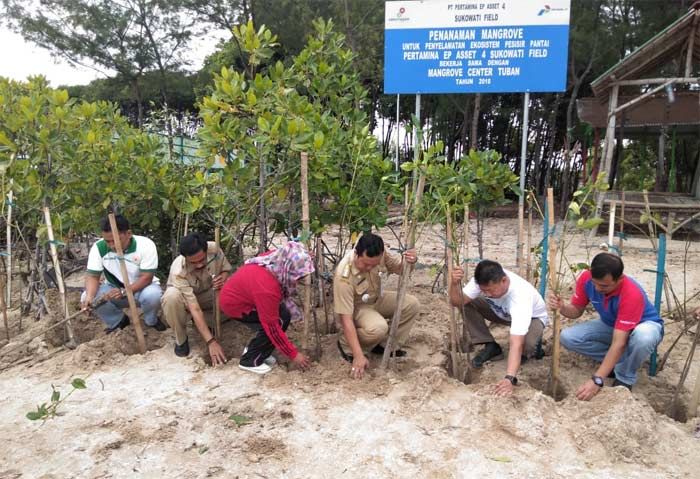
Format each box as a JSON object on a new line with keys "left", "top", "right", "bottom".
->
{"left": 570, "top": 270, "right": 663, "bottom": 331}
{"left": 86, "top": 235, "right": 159, "bottom": 286}
{"left": 462, "top": 270, "right": 548, "bottom": 335}
{"left": 166, "top": 242, "right": 232, "bottom": 306}
{"left": 333, "top": 249, "right": 403, "bottom": 316}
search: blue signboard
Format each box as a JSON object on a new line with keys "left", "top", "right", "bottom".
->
{"left": 384, "top": 0, "right": 571, "bottom": 94}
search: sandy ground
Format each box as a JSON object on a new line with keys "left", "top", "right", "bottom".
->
{"left": 1, "top": 218, "right": 699, "bottom": 478}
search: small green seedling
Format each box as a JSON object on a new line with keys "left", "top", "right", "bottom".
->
{"left": 26, "top": 377, "right": 87, "bottom": 421}
{"left": 229, "top": 414, "right": 253, "bottom": 427}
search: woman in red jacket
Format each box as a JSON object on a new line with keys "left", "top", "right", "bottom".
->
{"left": 219, "top": 241, "right": 314, "bottom": 374}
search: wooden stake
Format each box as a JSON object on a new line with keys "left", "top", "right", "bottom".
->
{"left": 300, "top": 152, "right": 311, "bottom": 352}
{"left": 183, "top": 214, "right": 189, "bottom": 236}
{"left": 607, "top": 200, "right": 617, "bottom": 247}
{"left": 43, "top": 207, "right": 77, "bottom": 349}
{"left": 0, "top": 274, "right": 8, "bottom": 341}
{"left": 445, "top": 206, "right": 462, "bottom": 381}
{"left": 546, "top": 188, "right": 561, "bottom": 398}
{"left": 462, "top": 205, "right": 470, "bottom": 279}
{"left": 690, "top": 361, "right": 700, "bottom": 418}
{"left": 618, "top": 191, "right": 625, "bottom": 253}
{"left": 6, "top": 190, "right": 12, "bottom": 306}
{"left": 214, "top": 226, "right": 222, "bottom": 339}
{"left": 381, "top": 172, "right": 426, "bottom": 369}
{"left": 107, "top": 213, "right": 146, "bottom": 354}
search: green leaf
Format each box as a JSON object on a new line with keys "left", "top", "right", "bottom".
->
{"left": 51, "top": 389, "right": 60, "bottom": 403}
{"left": 229, "top": 414, "right": 253, "bottom": 427}
{"left": 568, "top": 201, "right": 581, "bottom": 216}
{"left": 577, "top": 217, "right": 604, "bottom": 230}
{"left": 71, "top": 378, "right": 87, "bottom": 389}
{"left": 487, "top": 456, "right": 512, "bottom": 463}
{"left": 26, "top": 411, "right": 44, "bottom": 421}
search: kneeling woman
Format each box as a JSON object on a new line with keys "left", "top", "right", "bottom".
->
{"left": 220, "top": 241, "right": 313, "bottom": 374}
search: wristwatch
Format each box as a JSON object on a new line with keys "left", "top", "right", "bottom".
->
{"left": 591, "top": 375, "right": 604, "bottom": 387}
{"left": 504, "top": 375, "right": 518, "bottom": 386}
{"left": 120, "top": 288, "right": 126, "bottom": 297}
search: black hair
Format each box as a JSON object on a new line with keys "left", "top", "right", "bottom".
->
{"left": 590, "top": 252, "right": 624, "bottom": 280}
{"left": 355, "top": 232, "right": 384, "bottom": 258}
{"left": 474, "top": 259, "right": 506, "bottom": 285}
{"left": 100, "top": 214, "right": 129, "bottom": 232}
{"left": 180, "top": 233, "right": 208, "bottom": 257}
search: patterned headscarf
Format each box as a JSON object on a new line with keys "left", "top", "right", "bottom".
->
{"left": 245, "top": 241, "right": 315, "bottom": 321}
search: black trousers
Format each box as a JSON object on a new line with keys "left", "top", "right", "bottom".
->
{"left": 239, "top": 303, "right": 291, "bottom": 367}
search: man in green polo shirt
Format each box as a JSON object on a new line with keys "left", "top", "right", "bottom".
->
{"left": 80, "top": 214, "right": 165, "bottom": 332}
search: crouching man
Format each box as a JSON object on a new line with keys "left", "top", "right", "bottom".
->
{"left": 549, "top": 252, "right": 663, "bottom": 400}
{"left": 161, "top": 233, "right": 231, "bottom": 363}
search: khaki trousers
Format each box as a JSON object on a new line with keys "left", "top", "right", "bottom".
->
{"left": 338, "top": 290, "right": 420, "bottom": 353}
{"left": 463, "top": 297, "right": 544, "bottom": 357}
{"left": 161, "top": 287, "right": 216, "bottom": 345}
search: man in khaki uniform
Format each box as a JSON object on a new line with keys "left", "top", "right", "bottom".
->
{"left": 334, "top": 232, "right": 420, "bottom": 379}
{"left": 162, "top": 233, "right": 232, "bottom": 364}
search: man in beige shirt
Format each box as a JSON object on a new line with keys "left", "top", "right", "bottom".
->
{"left": 333, "top": 232, "right": 420, "bottom": 379}
{"left": 162, "top": 233, "right": 232, "bottom": 364}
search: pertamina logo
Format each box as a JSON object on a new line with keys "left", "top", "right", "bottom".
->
{"left": 389, "top": 6, "right": 410, "bottom": 23}
{"left": 538, "top": 4, "right": 568, "bottom": 16}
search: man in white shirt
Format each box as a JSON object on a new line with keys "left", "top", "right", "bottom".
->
{"left": 80, "top": 214, "right": 164, "bottom": 333}
{"left": 449, "top": 259, "right": 548, "bottom": 396}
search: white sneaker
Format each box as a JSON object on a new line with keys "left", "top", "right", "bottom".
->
{"left": 242, "top": 347, "right": 277, "bottom": 367}
{"left": 238, "top": 362, "right": 272, "bottom": 375}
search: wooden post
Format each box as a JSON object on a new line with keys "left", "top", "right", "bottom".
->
{"left": 546, "top": 188, "right": 561, "bottom": 398}
{"left": 183, "top": 214, "right": 189, "bottom": 236}
{"left": 107, "top": 213, "right": 146, "bottom": 354}
{"left": 381, "top": 172, "right": 426, "bottom": 369}
{"left": 445, "top": 206, "right": 462, "bottom": 381}
{"left": 6, "top": 190, "right": 12, "bottom": 306}
{"left": 43, "top": 207, "right": 77, "bottom": 349}
{"left": 300, "top": 152, "right": 311, "bottom": 351}
{"left": 618, "top": 191, "right": 625, "bottom": 253}
{"left": 214, "top": 226, "right": 222, "bottom": 339}
{"left": 607, "top": 200, "right": 617, "bottom": 247}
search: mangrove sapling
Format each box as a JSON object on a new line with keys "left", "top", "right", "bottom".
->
{"left": 26, "top": 376, "right": 88, "bottom": 422}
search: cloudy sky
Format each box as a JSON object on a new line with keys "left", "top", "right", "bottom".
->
{"left": 0, "top": 27, "right": 228, "bottom": 87}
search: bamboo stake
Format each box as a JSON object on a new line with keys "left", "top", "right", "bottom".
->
{"left": 214, "top": 226, "right": 222, "bottom": 339}
{"left": 0, "top": 275, "right": 8, "bottom": 340}
{"left": 381, "top": 172, "right": 426, "bottom": 369}
{"left": 183, "top": 214, "right": 189, "bottom": 236}
{"left": 546, "top": 188, "right": 561, "bottom": 398}
{"left": 445, "top": 206, "right": 463, "bottom": 381}
{"left": 107, "top": 213, "right": 146, "bottom": 354}
{"left": 43, "top": 207, "right": 77, "bottom": 349}
{"left": 300, "top": 152, "right": 311, "bottom": 352}
{"left": 462, "top": 204, "right": 470, "bottom": 279}
{"left": 1, "top": 297, "right": 106, "bottom": 358}
{"left": 607, "top": 200, "right": 617, "bottom": 247}
{"left": 6, "top": 189, "right": 12, "bottom": 306}
{"left": 690, "top": 363, "right": 700, "bottom": 418}
{"left": 618, "top": 191, "right": 625, "bottom": 253}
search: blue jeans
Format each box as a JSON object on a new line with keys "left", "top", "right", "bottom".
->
{"left": 560, "top": 318, "right": 663, "bottom": 385}
{"left": 81, "top": 283, "right": 163, "bottom": 329}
